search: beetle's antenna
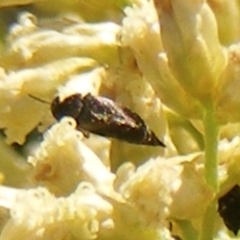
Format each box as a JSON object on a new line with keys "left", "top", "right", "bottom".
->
{"left": 28, "top": 94, "right": 51, "bottom": 105}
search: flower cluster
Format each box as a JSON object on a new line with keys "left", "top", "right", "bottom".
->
{"left": 0, "top": 0, "right": 240, "bottom": 240}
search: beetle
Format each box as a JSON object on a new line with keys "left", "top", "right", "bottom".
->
{"left": 51, "top": 93, "right": 165, "bottom": 147}
{"left": 218, "top": 185, "right": 240, "bottom": 235}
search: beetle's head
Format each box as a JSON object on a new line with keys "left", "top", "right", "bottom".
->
{"left": 51, "top": 94, "right": 84, "bottom": 120}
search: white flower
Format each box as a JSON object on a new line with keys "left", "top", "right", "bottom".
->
{"left": 0, "top": 184, "right": 113, "bottom": 240}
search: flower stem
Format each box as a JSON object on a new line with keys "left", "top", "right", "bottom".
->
{"left": 203, "top": 103, "right": 219, "bottom": 191}
{"left": 199, "top": 101, "right": 219, "bottom": 240}
{"left": 200, "top": 199, "right": 217, "bottom": 240}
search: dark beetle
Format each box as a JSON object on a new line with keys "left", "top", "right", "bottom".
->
{"left": 218, "top": 185, "right": 240, "bottom": 235}
{"left": 51, "top": 93, "right": 165, "bottom": 147}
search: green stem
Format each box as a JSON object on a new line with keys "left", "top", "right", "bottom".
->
{"left": 203, "top": 104, "right": 219, "bottom": 191}
{"left": 199, "top": 102, "right": 219, "bottom": 240}
{"left": 200, "top": 200, "right": 217, "bottom": 240}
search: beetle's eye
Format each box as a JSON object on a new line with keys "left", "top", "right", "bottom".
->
{"left": 51, "top": 94, "right": 83, "bottom": 120}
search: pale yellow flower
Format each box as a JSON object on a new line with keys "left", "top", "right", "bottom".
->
{"left": 1, "top": 0, "right": 240, "bottom": 239}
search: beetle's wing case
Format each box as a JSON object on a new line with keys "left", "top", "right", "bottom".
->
{"left": 75, "top": 94, "right": 164, "bottom": 146}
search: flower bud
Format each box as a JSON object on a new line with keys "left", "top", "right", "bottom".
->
{"left": 208, "top": 0, "right": 240, "bottom": 45}
{"left": 215, "top": 44, "right": 240, "bottom": 123}
{"left": 154, "top": 0, "right": 227, "bottom": 101}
